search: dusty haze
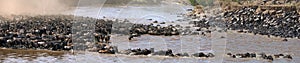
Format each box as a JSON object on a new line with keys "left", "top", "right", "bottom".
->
{"left": 0, "top": 0, "right": 190, "bottom": 15}
{"left": 0, "top": 0, "right": 79, "bottom": 15}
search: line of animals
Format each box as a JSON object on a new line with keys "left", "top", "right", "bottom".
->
{"left": 118, "top": 48, "right": 214, "bottom": 58}
{"left": 128, "top": 21, "right": 180, "bottom": 40}
{"left": 227, "top": 52, "right": 293, "bottom": 61}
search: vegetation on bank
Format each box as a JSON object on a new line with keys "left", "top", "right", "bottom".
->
{"left": 189, "top": 0, "right": 239, "bottom": 6}
{"left": 189, "top": 0, "right": 213, "bottom": 6}
{"left": 189, "top": 0, "right": 198, "bottom": 6}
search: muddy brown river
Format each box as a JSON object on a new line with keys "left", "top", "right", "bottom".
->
{"left": 1, "top": 31, "right": 299, "bottom": 63}
{"left": 1, "top": 0, "right": 300, "bottom": 63}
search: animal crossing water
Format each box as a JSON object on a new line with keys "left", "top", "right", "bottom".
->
{"left": 1, "top": 0, "right": 300, "bottom": 63}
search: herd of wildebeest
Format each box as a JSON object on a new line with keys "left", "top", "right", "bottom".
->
{"left": 0, "top": 15, "right": 74, "bottom": 51}
{"left": 227, "top": 52, "right": 293, "bottom": 61}
{"left": 225, "top": 7, "right": 300, "bottom": 39}
{"left": 128, "top": 22, "right": 180, "bottom": 40}
{"left": 190, "top": 7, "right": 300, "bottom": 41}
{"left": 0, "top": 15, "right": 215, "bottom": 59}
{"left": 0, "top": 5, "right": 299, "bottom": 61}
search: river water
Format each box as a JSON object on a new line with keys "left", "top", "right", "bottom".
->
{"left": 2, "top": 31, "right": 299, "bottom": 63}
{"left": 1, "top": 0, "right": 300, "bottom": 63}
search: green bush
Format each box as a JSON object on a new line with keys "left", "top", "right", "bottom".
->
{"left": 189, "top": 0, "right": 215, "bottom": 6}
{"left": 189, "top": 0, "right": 198, "bottom": 6}
{"left": 232, "top": 0, "right": 239, "bottom": 2}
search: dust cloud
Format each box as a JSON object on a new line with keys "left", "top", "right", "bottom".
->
{"left": 0, "top": 0, "right": 79, "bottom": 15}
{"left": 0, "top": 0, "right": 189, "bottom": 15}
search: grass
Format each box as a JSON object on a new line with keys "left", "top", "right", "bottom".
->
{"left": 189, "top": 0, "right": 237, "bottom": 6}
{"left": 189, "top": 0, "right": 198, "bottom": 6}
{"left": 232, "top": 0, "right": 239, "bottom": 2}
